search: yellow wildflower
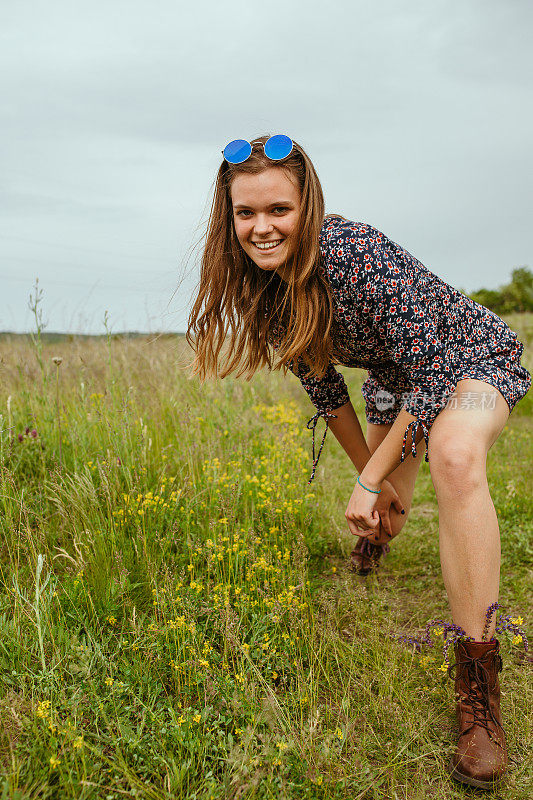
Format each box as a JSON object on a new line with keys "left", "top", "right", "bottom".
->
{"left": 36, "top": 700, "right": 51, "bottom": 718}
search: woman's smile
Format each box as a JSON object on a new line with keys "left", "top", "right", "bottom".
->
{"left": 252, "top": 239, "right": 284, "bottom": 252}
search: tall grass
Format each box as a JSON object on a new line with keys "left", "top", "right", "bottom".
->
{"left": 0, "top": 318, "right": 531, "bottom": 799}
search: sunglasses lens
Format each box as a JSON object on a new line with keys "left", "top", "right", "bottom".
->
{"left": 223, "top": 139, "right": 252, "bottom": 164}
{"left": 264, "top": 134, "right": 293, "bottom": 160}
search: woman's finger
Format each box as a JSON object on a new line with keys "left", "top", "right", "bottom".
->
{"left": 358, "top": 513, "right": 379, "bottom": 531}
{"left": 368, "top": 511, "right": 380, "bottom": 529}
{"left": 345, "top": 517, "right": 363, "bottom": 537}
{"left": 392, "top": 496, "right": 405, "bottom": 514}
{"left": 346, "top": 515, "right": 372, "bottom": 536}
{"left": 378, "top": 510, "right": 393, "bottom": 539}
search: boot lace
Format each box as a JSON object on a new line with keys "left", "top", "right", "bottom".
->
{"left": 358, "top": 538, "right": 390, "bottom": 560}
{"left": 449, "top": 652, "right": 504, "bottom": 744}
{"left": 350, "top": 538, "right": 390, "bottom": 572}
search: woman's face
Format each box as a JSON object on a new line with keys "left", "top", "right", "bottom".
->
{"left": 230, "top": 167, "right": 301, "bottom": 281}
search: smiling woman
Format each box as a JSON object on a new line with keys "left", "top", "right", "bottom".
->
{"left": 185, "top": 134, "right": 352, "bottom": 388}
{"left": 185, "top": 133, "right": 531, "bottom": 789}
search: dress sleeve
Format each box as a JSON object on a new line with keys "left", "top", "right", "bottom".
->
{"left": 286, "top": 356, "right": 350, "bottom": 483}
{"left": 287, "top": 355, "right": 350, "bottom": 415}
{"left": 344, "top": 225, "right": 457, "bottom": 464}
{"left": 268, "top": 326, "right": 350, "bottom": 483}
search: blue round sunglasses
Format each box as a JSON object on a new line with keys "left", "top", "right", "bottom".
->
{"left": 222, "top": 134, "right": 294, "bottom": 164}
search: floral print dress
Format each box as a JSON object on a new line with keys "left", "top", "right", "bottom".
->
{"left": 268, "top": 215, "right": 531, "bottom": 482}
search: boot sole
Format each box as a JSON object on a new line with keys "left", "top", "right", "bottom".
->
{"left": 447, "top": 758, "right": 505, "bottom": 789}
{"left": 349, "top": 563, "right": 374, "bottom": 576}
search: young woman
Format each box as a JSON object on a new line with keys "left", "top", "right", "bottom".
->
{"left": 186, "top": 134, "right": 531, "bottom": 789}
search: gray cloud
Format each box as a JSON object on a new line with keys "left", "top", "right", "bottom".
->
{"left": 1, "top": 0, "right": 531, "bottom": 332}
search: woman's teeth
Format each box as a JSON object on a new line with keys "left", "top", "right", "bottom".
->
{"left": 253, "top": 240, "right": 283, "bottom": 251}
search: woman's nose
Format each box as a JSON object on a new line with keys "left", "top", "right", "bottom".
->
{"left": 253, "top": 215, "right": 274, "bottom": 235}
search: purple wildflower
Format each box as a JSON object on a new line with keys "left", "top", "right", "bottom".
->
{"left": 394, "top": 603, "right": 529, "bottom": 666}
{"left": 394, "top": 620, "right": 472, "bottom": 664}
{"left": 482, "top": 601, "right": 500, "bottom": 641}
{"left": 495, "top": 614, "right": 529, "bottom": 653}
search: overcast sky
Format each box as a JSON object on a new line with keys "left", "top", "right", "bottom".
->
{"left": 1, "top": 0, "right": 531, "bottom": 333}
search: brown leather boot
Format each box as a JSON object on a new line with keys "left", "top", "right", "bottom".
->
{"left": 448, "top": 638, "right": 508, "bottom": 789}
{"left": 349, "top": 537, "right": 390, "bottom": 576}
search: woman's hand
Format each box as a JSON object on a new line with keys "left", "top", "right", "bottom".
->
{"left": 345, "top": 478, "right": 404, "bottom": 545}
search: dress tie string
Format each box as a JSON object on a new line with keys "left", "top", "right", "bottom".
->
{"left": 306, "top": 413, "right": 430, "bottom": 482}
{"left": 400, "top": 418, "right": 430, "bottom": 463}
{"left": 306, "top": 410, "right": 338, "bottom": 484}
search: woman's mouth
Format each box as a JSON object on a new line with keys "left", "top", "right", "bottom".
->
{"left": 252, "top": 239, "right": 284, "bottom": 252}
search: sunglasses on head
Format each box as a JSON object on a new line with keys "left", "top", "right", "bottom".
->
{"left": 222, "top": 134, "right": 294, "bottom": 164}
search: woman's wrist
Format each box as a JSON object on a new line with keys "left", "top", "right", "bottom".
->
{"left": 356, "top": 475, "right": 382, "bottom": 494}
{"left": 359, "top": 467, "right": 385, "bottom": 490}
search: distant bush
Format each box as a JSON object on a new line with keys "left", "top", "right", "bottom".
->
{"left": 469, "top": 266, "right": 533, "bottom": 313}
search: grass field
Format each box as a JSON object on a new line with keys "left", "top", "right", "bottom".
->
{"left": 0, "top": 315, "right": 531, "bottom": 799}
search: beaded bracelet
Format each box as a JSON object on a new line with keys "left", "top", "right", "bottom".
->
{"left": 357, "top": 476, "right": 382, "bottom": 494}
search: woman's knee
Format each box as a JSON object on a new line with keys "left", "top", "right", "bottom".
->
{"left": 379, "top": 503, "right": 410, "bottom": 541}
{"left": 390, "top": 506, "right": 409, "bottom": 537}
{"left": 429, "top": 435, "right": 486, "bottom": 493}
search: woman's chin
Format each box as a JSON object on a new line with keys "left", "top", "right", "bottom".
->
{"left": 256, "top": 262, "right": 280, "bottom": 271}
{"left": 247, "top": 251, "right": 293, "bottom": 281}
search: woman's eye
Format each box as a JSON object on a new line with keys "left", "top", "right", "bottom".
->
{"left": 235, "top": 207, "right": 288, "bottom": 217}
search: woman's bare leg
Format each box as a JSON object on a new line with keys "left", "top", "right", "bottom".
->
{"left": 428, "top": 379, "right": 510, "bottom": 639}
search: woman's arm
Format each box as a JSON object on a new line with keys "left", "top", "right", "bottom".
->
{"left": 326, "top": 400, "right": 409, "bottom": 539}
{"left": 358, "top": 408, "right": 423, "bottom": 488}
{"left": 325, "top": 400, "right": 374, "bottom": 473}
{"left": 328, "top": 403, "right": 425, "bottom": 486}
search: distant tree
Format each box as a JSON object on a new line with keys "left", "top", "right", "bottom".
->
{"left": 469, "top": 266, "right": 533, "bottom": 313}
{"left": 469, "top": 288, "right": 505, "bottom": 313}
{"left": 502, "top": 267, "right": 533, "bottom": 313}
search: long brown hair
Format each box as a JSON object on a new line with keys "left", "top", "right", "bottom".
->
{"left": 185, "top": 134, "right": 349, "bottom": 383}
